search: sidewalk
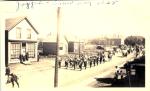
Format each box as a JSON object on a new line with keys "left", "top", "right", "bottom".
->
{"left": 8, "top": 58, "right": 55, "bottom": 75}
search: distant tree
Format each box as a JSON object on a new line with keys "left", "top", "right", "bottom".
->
{"left": 124, "top": 36, "right": 145, "bottom": 46}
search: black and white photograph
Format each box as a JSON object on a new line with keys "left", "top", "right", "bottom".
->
{"left": 0, "top": 0, "right": 149, "bottom": 91}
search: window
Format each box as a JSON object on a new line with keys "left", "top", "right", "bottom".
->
{"left": 59, "top": 47, "right": 63, "bottom": 50}
{"left": 10, "top": 43, "right": 21, "bottom": 59}
{"left": 27, "top": 28, "right": 31, "bottom": 39}
{"left": 22, "top": 42, "right": 26, "bottom": 47}
{"left": 59, "top": 43, "right": 63, "bottom": 50}
{"left": 16, "top": 27, "right": 21, "bottom": 39}
{"left": 27, "top": 43, "right": 35, "bottom": 58}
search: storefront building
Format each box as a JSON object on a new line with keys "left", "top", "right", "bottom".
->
{"left": 5, "top": 16, "right": 39, "bottom": 66}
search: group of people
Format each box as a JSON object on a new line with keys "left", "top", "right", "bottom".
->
{"left": 58, "top": 45, "right": 144, "bottom": 72}
{"left": 121, "top": 45, "right": 145, "bottom": 57}
{"left": 114, "top": 45, "right": 145, "bottom": 80}
{"left": 19, "top": 52, "right": 29, "bottom": 64}
{"left": 58, "top": 51, "right": 114, "bottom": 71}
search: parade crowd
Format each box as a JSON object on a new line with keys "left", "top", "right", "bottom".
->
{"left": 58, "top": 45, "right": 145, "bottom": 71}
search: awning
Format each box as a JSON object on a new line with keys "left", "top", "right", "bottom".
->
{"left": 8, "top": 39, "right": 37, "bottom": 43}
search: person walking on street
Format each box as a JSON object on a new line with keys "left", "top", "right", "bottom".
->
{"left": 65, "top": 60, "right": 68, "bottom": 69}
{"left": 83, "top": 58, "right": 87, "bottom": 70}
{"left": 108, "top": 52, "right": 112, "bottom": 61}
{"left": 5, "top": 66, "right": 10, "bottom": 77}
{"left": 10, "top": 73, "right": 19, "bottom": 88}
{"left": 37, "top": 52, "right": 40, "bottom": 62}
{"left": 93, "top": 57, "right": 96, "bottom": 66}
{"left": 58, "top": 57, "right": 62, "bottom": 68}
{"left": 96, "top": 56, "right": 99, "bottom": 66}
{"left": 101, "top": 52, "right": 104, "bottom": 63}
{"left": 100, "top": 56, "right": 102, "bottom": 64}
{"left": 5, "top": 66, "right": 11, "bottom": 84}
{"left": 89, "top": 58, "right": 92, "bottom": 68}
{"left": 79, "top": 60, "right": 83, "bottom": 71}
{"left": 73, "top": 58, "right": 77, "bottom": 70}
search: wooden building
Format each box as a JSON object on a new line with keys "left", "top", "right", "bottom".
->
{"left": 39, "top": 34, "right": 68, "bottom": 56}
{"left": 68, "top": 41, "right": 84, "bottom": 54}
{"left": 5, "top": 16, "right": 39, "bottom": 66}
{"left": 99, "top": 38, "right": 121, "bottom": 47}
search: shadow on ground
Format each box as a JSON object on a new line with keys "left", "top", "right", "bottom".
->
{"left": 94, "top": 76, "right": 145, "bottom": 87}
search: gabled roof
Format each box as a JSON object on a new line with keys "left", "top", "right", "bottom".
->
{"left": 5, "top": 16, "right": 39, "bottom": 34}
{"left": 42, "top": 34, "right": 67, "bottom": 43}
{"left": 43, "top": 35, "right": 56, "bottom": 42}
{"left": 64, "top": 35, "right": 84, "bottom": 43}
{"left": 64, "top": 35, "right": 79, "bottom": 42}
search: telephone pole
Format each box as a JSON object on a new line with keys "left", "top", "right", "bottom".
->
{"left": 54, "top": 7, "right": 60, "bottom": 88}
{"left": 78, "top": 39, "right": 81, "bottom": 58}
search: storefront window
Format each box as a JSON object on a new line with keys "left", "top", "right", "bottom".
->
{"left": 11, "top": 43, "right": 21, "bottom": 59}
{"left": 27, "top": 43, "right": 35, "bottom": 58}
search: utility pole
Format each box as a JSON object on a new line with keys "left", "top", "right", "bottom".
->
{"left": 78, "top": 39, "right": 81, "bottom": 58}
{"left": 54, "top": 7, "right": 60, "bottom": 88}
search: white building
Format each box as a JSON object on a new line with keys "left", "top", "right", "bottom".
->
{"left": 5, "top": 16, "right": 39, "bottom": 66}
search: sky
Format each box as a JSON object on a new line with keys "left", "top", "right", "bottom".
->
{"left": 0, "top": 0, "right": 150, "bottom": 40}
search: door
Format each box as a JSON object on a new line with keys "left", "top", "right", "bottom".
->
{"left": 22, "top": 42, "right": 26, "bottom": 56}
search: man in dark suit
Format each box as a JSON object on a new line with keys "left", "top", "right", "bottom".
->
{"left": 25, "top": 52, "right": 29, "bottom": 61}
{"left": 19, "top": 54, "right": 23, "bottom": 63}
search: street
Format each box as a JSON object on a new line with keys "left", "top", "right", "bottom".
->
{"left": 5, "top": 52, "right": 135, "bottom": 90}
